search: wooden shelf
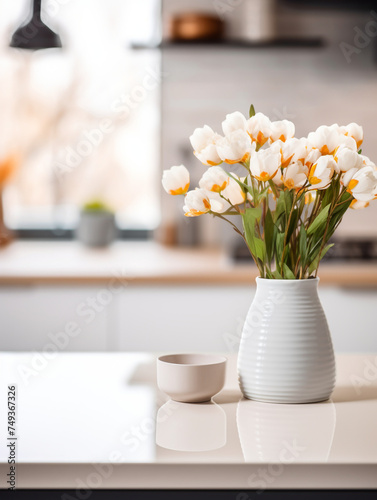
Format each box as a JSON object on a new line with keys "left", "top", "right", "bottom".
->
{"left": 131, "top": 37, "right": 325, "bottom": 50}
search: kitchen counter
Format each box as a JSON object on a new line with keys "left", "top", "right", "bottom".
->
{"left": 0, "top": 352, "right": 376, "bottom": 489}
{"left": 1, "top": 240, "right": 377, "bottom": 286}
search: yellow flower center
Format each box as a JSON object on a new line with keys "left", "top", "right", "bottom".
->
{"left": 211, "top": 181, "right": 228, "bottom": 193}
{"left": 285, "top": 178, "right": 295, "bottom": 189}
{"left": 225, "top": 152, "right": 250, "bottom": 165}
{"left": 169, "top": 183, "right": 190, "bottom": 196}
{"left": 348, "top": 179, "right": 359, "bottom": 191}
{"left": 257, "top": 131, "right": 268, "bottom": 147}
{"left": 258, "top": 171, "right": 270, "bottom": 182}
{"left": 309, "top": 176, "right": 322, "bottom": 185}
{"left": 282, "top": 154, "right": 294, "bottom": 168}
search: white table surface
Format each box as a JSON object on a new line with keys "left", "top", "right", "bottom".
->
{"left": 0, "top": 352, "right": 376, "bottom": 489}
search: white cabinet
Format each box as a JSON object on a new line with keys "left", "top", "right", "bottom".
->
{"left": 1, "top": 284, "right": 376, "bottom": 353}
{"left": 115, "top": 285, "right": 255, "bottom": 352}
{"left": 0, "top": 286, "right": 109, "bottom": 351}
{"left": 320, "top": 287, "right": 377, "bottom": 353}
{"left": 115, "top": 285, "right": 377, "bottom": 353}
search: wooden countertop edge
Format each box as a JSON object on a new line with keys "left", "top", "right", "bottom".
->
{"left": 1, "top": 267, "right": 377, "bottom": 286}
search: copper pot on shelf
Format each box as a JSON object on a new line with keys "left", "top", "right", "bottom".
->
{"left": 169, "top": 12, "right": 224, "bottom": 41}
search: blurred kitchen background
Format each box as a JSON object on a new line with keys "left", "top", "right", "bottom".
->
{"left": 1, "top": 0, "right": 377, "bottom": 354}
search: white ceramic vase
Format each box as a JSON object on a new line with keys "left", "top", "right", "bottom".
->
{"left": 237, "top": 278, "right": 336, "bottom": 404}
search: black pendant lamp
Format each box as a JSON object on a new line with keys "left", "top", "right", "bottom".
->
{"left": 10, "top": 0, "right": 62, "bottom": 50}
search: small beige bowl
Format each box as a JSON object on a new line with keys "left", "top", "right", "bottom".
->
{"left": 157, "top": 354, "right": 227, "bottom": 403}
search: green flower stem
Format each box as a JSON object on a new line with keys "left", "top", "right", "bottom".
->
{"left": 280, "top": 192, "right": 297, "bottom": 278}
{"left": 268, "top": 179, "right": 279, "bottom": 198}
{"left": 211, "top": 212, "right": 263, "bottom": 275}
{"left": 313, "top": 185, "right": 348, "bottom": 277}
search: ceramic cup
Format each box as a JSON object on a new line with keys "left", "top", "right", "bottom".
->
{"left": 157, "top": 354, "right": 227, "bottom": 403}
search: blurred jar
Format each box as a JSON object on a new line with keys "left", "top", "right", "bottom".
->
{"left": 227, "top": 0, "right": 276, "bottom": 42}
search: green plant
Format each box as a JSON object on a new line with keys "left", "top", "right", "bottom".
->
{"left": 82, "top": 200, "right": 113, "bottom": 213}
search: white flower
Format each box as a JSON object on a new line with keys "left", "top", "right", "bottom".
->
{"left": 360, "top": 154, "right": 377, "bottom": 169}
{"left": 329, "top": 123, "right": 346, "bottom": 134}
{"left": 199, "top": 166, "right": 229, "bottom": 193}
{"left": 350, "top": 199, "right": 370, "bottom": 210}
{"left": 162, "top": 165, "right": 190, "bottom": 195}
{"left": 269, "top": 120, "right": 295, "bottom": 143}
{"left": 216, "top": 129, "right": 254, "bottom": 164}
{"left": 307, "top": 126, "right": 341, "bottom": 155}
{"left": 190, "top": 125, "right": 222, "bottom": 166}
{"left": 308, "top": 155, "right": 336, "bottom": 189}
{"left": 334, "top": 145, "right": 363, "bottom": 173}
{"left": 344, "top": 122, "right": 363, "bottom": 149}
{"left": 205, "top": 174, "right": 246, "bottom": 213}
{"left": 282, "top": 138, "right": 308, "bottom": 167}
{"left": 250, "top": 148, "right": 281, "bottom": 182}
{"left": 282, "top": 161, "right": 309, "bottom": 190}
{"left": 222, "top": 174, "right": 246, "bottom": 205}
{"left": 271, "top": 168, "right": 283, "bottom": 187}
{"left": 304, "top": 192, "right": 316, "bottom": 205}
{"left": 246, "top": 112, "right": 272, "bottom": 146}
{"left": 337, "top": 134, "right": 357, "bottom": 151}
{"left": 183, "top": 188, "right": 212, "bottom": 217}
{"left": 201, "top": 192, "right": 227, "bottom": 213}
{"left": 342, "top": 166, "right": 377, "bottom": 202}
{"left": 304, "top": 148, "right": 322, "bottom": 169}
{"left": 222, "top": 111, "right": 247, "bottom": 136}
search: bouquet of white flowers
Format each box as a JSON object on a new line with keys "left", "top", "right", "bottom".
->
{"left": 162, "top": 105, "right": 377, "bottom": 279}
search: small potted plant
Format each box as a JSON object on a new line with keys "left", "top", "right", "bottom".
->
{"left": 76, "top": 200, "right": 117, "bottom": 247}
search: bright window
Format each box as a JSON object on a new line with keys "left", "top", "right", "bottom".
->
{"left": 0, "top": 0, "right": 161, "bottom": 231}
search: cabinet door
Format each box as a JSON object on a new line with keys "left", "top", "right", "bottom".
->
{"left": 0, "top": 286, "right": 110, "bottom": 351}
{"left": 116, "top": 285, "right": 377, "bottom": 353}
{"left": 320, "top": 287, "right": 377, "bottom": 353}
{"left": 116, "top": 285, "right": 255, "bottom": 352}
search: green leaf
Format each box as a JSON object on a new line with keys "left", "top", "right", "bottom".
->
{"left": 275, "top": 232, "right": 286, "bottom": 273}
{"left": 242, "top": 208, "right": 265, "bottom": 263}
{"left": 307, "top": 204, "right": 330, "bottom": 236}
{"left": 283, "top": 264, "right": 296, "bottom": 280}
{"left": 321, "top": 183, "right": 334, "bottom": 208}
{"left": 254, "top": 238, "right": 266, "bottom": 263}
{"left": 249, "top": 104, "right": 256, "bottom": 118}
{"left": 274, "top": 192, "right": 287, "bottom": 225}
{"left": 326, "top": 193, "right": 353, "bottom": 240}
{"left": 299, "top": 224, "right": 308, "bottom": 268}
{"left": 243, "top": 206, "right": 262, "bottom": 222}
{"left": 308, "top": 243, "right": 334, "bottom": 275}
{"left": 265, "top": 268, "right": 274, "bottom": 279}
{"left": 264, "top": 208, "right": 275, "bottom": 264}
{"left": 286, "top": 208, "right": 299, "bottom": 244}
{"left": 272, "top": 269, "right": 282, "bottom": 279}
{"left": 284, "top": 190, "right": 293, "bottom": 218}
{"left": 358, "top": 149, "right": 362, "bottom": 154}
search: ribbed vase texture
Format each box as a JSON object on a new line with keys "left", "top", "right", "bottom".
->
{"left": 237, "top": 278, "right": 336, "bottom": 404}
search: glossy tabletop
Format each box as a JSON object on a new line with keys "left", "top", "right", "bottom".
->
{"left": 0, "top": 352, "right": 376, "bottom": 489}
